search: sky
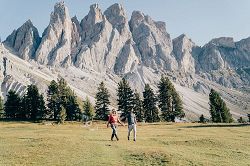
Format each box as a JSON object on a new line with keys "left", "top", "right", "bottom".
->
{"left": 0, "top": 0, "right": 250, "bottom": 46}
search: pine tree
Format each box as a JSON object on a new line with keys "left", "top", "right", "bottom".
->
{"left": 65, "top": 94, "right": 81, "bottom": 121}
{"left": 59, "top": 106, "right": 66, "bottom": 124}
{"left": 38, "top": 94, "right": 46, "bottom": 119}
{"left": 57, "top": 78, "right": 70, "bottom": 108}
{"left": 133, "top": 91, "right": 144, "bottom": 122}
{"left": 95, "top": 81, "right": 110, "bottom": 120}
{"left": 4, "top": 90, "right": 21, "bottom": 119}
{"left": 117, "top": 78, "right": 134, "bottom": 117}
{"left": 47, "top": 78, "right": 81, "bottom": 121}
{"left": 47, "top": 80, "right": 59, "bottom": 120}
{"left": 83, "top": 97, "right": 95, "bottom": 119}
{"left": 19, "top": 95, "right": 28, "bottom": 120}
{"left": 57, "top": 78, "right": 80, "bottom": 121}
{"left": 158, "top": 76, "right": 185, "bottom": 122}
{"left": 220, "top": 100, "right": 233, "bottom": 123}
{"left": 0, "top": 97, "right": 4, "bottom": 118}
{"left": 237, "top": 117, "right": 244, "bottom": 123}
{"left": 209, "top": 89, "right": 219, "bottom": 122}
{"left": 199, "top": 114, "right": 205, "bottom": 123}
{"left": 25, "top": 85, "right": 46, "bottom": 120}
{"left": 172, "top": 88, "right": 185, "bottom": 120}
{"left": 143, "top": 84, "right": 160, "bottom": 122}
{"left": 158, "top": 76, "right": 172, "bottom": 121}
{"left": 209, "top": 89, "right": 233, "bottom": 123}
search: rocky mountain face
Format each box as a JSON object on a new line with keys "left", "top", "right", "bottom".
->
{"left": 1, "top": 2, "right": 250, "bottom": 120}
{"left": 173, "top": 34, "right": 196, "bottom": 74}
{"left": 35, "top": 2, "right": 72, "bottom": 66}
{"left": 196, "top": 37, "right": 250, "bottom": 88}
{"left": 4, "top": 20, "right": 41, "bottom": 60}
{"left": 129, "top": 11, "right": 177, "bottom": 71}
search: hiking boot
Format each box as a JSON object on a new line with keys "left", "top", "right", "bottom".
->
{"left": 128, "top": 136, "right": 130, "bottom": 140}
{"left": 133, "top": 138, "right": 136, "bottom": 142}
{"left": 115, "top": 134, "right": 119, "bottom": 141}
{"left": 111, "top": 134, "right": 114, "bottom": 141}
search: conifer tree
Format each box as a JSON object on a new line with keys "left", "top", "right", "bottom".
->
{"left": 38, "top": 94, "right": 46, "bottom": 119}
{"left": 59, "top": 106, "right": 66, "bottom": 124}
{"left": 209, "top": 89, "right": 218, "bottom": 122}
{"left": 47, "top": 78, "right": 81, "bottom": 121}
{"left": 95, "top": 81, "right": 110, "bottom": 120}
{"left": 209, "top": 89, "right": 233, "bottom": 123}
{"left": 0, "top": 97, "right": 4, "bottom": 118}
{"left": 133, "top": 91, "right": 144, "bottom": 122}
{"left": 20, "top": 95, "right": 28, "bottom": 120}
{"left": 65, "top": 94, "right": 81, "bottom": 121}
{"left": 58, "top": 78, "right": 79, "bottom": 120}
{"left": 158, "top": 76, "right": 172, "bottom": 121}
{"left": 171, "top": 88, "right": 185, "bottom": 120}
{"left": 47, "top": 80, "right": 59, "bottom": 120}
{"left": 25, "top": 85, "right": 46, "bottom": 120}
{"left": 237, "top": 117, "right": 244, "bottom": 123}
{"left": 143, "top": 84, "right": 160, "bottom": 122}
{"left": 117, "top": 78, "right": 134, "bottom": 117}
{"left": 199, "top": 114, "right": 205, "bottom": 123}
{"left": 158, "top": 76, "right": 184, "bottom": 122}
{"left": 58, "top": 78, "right": 70, "bottom": 106}
{"left": 83, "top": 97, "right": 95, "bottom": 120}
{"left": 4, "top": 90, "right": 21, "bottom": 119}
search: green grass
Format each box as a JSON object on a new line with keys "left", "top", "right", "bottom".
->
{"left": 0, "top": 122, "right": 249, "bottom": 166}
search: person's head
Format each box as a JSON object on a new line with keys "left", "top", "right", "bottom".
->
{"left": 112, "top": 109, "right": 117, "bottom": 115}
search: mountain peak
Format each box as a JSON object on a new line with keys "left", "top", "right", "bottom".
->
{"left": 90, "top": 3, "right": 100, "bottom": 10}
{"left": 173, "top": 34, "right": 194, "bottom": 45}
{"left": 177, "top": 33, "right": 188, "bottom": 39}
{"left": 54, "top": 1, "right": 66, "bottom": 10}
{"left": 173, "top": 34, "right": 196, "bottom": 74}
{"left": 105, "top": 3, "right": 124, "bottom": 14}
{"left": 4, "top": 19, "right": 40, "bottom": 60}
{"left": 51, "top": 1, "right": 70, "bottom": 23}
{"left": 81, "top": 3, "right": 103, "bottom": 28}
{"left": 104, "top": 3, "right": 128, "bottom": 33}
{"left": 209, "top": 37, "right": 235, "bottom": 48}
{"left": 24, "top": 19, "right": 33, "bottom": 26}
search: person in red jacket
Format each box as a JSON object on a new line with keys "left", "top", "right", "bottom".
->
{"left": 107, "top": 109, "right": 124, "bottom": 141}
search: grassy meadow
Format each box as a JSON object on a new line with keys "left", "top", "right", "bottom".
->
{"left": 0, "top": 121, "right": 249, "bottom": 166}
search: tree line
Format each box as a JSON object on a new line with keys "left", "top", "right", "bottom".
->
{"left": 0, "top": 75, "right": 244, "bottom": 123}
{"left": 95, "top": 76, "right": 185, "bottom": 122}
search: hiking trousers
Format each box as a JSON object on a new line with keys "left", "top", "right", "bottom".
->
{"left": 111, "top": 123, "right": 117, "bottom": 135}
{"left": 128, "top": 124, "right": 136, "bottom": 140}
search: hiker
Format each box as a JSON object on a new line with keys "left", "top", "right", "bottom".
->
{"left": 107, "top": 109, "right": 124, "bottom": 141}
{"left": 125, "top": 110, "right": 137, "bottom": 141}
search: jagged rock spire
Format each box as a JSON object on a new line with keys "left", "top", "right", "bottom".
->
{"left": 4, "top": 20, "right": 40, "bottom": 60}
{"left": 173, "top": 34, "right": 196, "bottom": 74}
{"left": 104, "top": 3, "right": 129, "bottom": 34}
{"left": 35, "top": 1, "right": 72, "bottom": 66}
{"left": 130, "top": 11, "right": 177, "bottom": 71}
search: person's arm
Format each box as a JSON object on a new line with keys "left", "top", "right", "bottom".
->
{"left": 118, "top": 118, "right": 125, "bottom": 126}
{"left": 134, "top": 115, "right": 137, "bottom": 124}
{"left": 107, "top": 116, "right": 110, "bottom": 128}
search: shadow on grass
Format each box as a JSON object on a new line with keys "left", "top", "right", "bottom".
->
{"left": 88, "top": 138, "right": 112, "bottom": 142}
{"left": 183, "top": 123, "right": 250, "bottom": 128}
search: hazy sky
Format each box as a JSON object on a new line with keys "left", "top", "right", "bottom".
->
{"left": 0, "top": 0, "right": 250, "bottom": 46}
